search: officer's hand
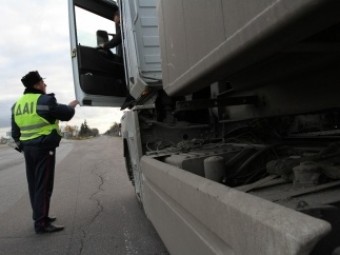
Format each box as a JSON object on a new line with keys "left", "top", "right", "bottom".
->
{"left": 68, "top": 100, "right": 79, "bottom": 108}
{"left": 15, "top": 141, "right": 23, "bottom": 153}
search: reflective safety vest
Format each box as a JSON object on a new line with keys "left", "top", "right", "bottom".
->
{"left": 13, "top": 94, "right": 60, "bottom": 141}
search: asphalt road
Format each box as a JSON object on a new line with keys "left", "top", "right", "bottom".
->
{"left": 0, "top": 137, "right": 168, "bottom": 255}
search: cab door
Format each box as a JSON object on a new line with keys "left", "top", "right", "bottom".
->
{"left": 68, "top": 0, "right": 127, "bottom": 107}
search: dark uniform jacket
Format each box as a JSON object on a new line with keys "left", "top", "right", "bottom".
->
{"left": 103, "top": 26, "right": 122, "bottom": 56}
{"left": 11, "top": 87, "right": 75, "bottom": 149}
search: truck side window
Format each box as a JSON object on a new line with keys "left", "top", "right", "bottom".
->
{"left": 75, "top": 7, "right": 117, "bottom": 55}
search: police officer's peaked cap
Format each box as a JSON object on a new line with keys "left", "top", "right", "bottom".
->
{"left": 21, "top": 71, "right": 45, "bottom": 87}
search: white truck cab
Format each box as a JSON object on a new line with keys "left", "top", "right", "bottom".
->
{"left": 68, "top": 0, "right": 161, "bottom": 107}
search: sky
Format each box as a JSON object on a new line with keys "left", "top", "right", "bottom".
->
{"left": 0, "top": 0, "right": 123, "bottom": 137}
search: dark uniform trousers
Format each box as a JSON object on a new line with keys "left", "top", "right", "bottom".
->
{"left": 23, "top": 146, "right": 55, "bottom": 229}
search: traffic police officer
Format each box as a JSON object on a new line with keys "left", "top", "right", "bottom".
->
{"left": 11, "top": 71, "right": 79, "bottom": 234}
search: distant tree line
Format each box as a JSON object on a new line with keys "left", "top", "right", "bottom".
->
{"left": 104, "top": 122, "right": 121, "bottom": 137}
{"left": 79, "top": 120, "right": 99, "bottom": 137}
{"left": 61, "top": 120, "right": 121, "bottom": 139}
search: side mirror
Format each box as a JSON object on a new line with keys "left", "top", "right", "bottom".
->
{"left": 96, "top": 30, "right": 109, "bottom": 46}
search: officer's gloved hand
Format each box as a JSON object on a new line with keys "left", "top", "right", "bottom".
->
{"left": 15, "top": 141, "right": 23, "bottom": 153}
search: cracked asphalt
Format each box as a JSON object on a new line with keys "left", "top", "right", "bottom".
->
{"left": 0, "top": 137, "right": 168, "bottom": 255}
